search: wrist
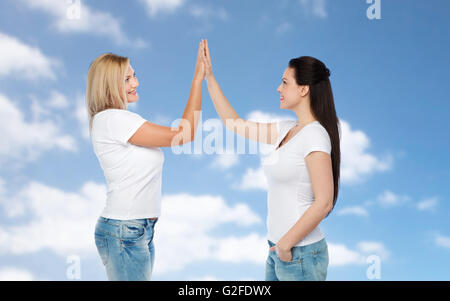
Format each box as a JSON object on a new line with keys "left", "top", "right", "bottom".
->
{"left": 192, "top": 76, "right": 203, "bottom": 84}
{"left": 205, "top": 73, "right": 214, "bottom": 82}
{"left": 277, "top": 240, "right": 292, "bottom": 252}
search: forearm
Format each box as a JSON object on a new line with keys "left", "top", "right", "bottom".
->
{"left": 206, "top": 74, "right": 240, "bottom": 126}
{"left": 278, "top": 201, "right": 332, "bottom": 251}
{"left": 180, "top": 77, "right": 203, "bottom": 141}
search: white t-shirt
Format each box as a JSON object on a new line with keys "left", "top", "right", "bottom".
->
{"left": 262, "top": 120, "right": 331, "bottom": 246}
{"left": 91, "top": 109, "right": 164, "bottom": 220}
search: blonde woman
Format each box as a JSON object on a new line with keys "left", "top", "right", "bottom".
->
{"left": 201, "top": 40, "right": 340, "bottom": 281}
{"left": 86, "top": 41, "right": 206, "bottom": 280}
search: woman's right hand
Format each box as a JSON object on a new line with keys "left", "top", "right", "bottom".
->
{"left": 193, "top": 40, "right": 206, "bottom": 82}
{"left": 201, "top": 39, "right": 213, "bottom": 79}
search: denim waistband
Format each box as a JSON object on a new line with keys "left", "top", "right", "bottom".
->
{"left": 98, "top": 216, "right": 157, "bottom": 226}
{"left": 96, "top": 216, "right": 157, "bottom": 238}
{"left": 268, "top": 238, "right": 327, "bottom": 254}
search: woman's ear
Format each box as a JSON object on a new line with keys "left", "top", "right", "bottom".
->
{"left": 299, "top": 85, "right": 310, "bottom": 97}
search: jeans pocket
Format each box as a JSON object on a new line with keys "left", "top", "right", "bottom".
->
{"left": 277, "top": 247, "right": 302, "bottom": 265}
{"left": 121, "top": 222, "right": 146, "bottom": 244}
{"left": 95, "top": 233, "right": 108, "bottom": 266}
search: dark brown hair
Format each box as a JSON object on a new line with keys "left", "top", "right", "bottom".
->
{"left": 289, "top": 56, "right": 341, "bottom": 215}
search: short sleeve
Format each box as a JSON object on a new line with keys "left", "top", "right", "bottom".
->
{"left": 106, "top": 110, "right": 146, "bottom": 145}
{"left": 300, "top": 125, "right": 332, "bottom": 158}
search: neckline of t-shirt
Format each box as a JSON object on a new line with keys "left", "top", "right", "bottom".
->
{"left": 275, "top": 120, "right": 319, "bottom": 152}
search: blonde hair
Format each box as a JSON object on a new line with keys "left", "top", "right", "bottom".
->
{"left": 86, "top": 53, "right": 130, "bottom": 133}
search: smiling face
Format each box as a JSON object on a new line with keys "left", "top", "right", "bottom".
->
{"left": 125, "top": 64, "right": 139, "bottom": 103}
{"left": 277, "top": 67, "right": 309, "bottom": 110}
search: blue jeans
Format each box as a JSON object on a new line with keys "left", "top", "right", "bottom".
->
{"left": 94, "top": 216, "right": 157, "bottom": 281}
{"left": 265, "top": 238, "right": 329, "bottom": 281}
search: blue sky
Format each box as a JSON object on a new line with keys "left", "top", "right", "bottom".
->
{"left": 0, "top": 0, "right": 449, "bottom": 281}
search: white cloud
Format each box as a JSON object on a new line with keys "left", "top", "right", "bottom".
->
{"left": 213, "top": 234, "right": 267, "bottom": 264}
{"left": 236, "top": 167, "right": 268, "bottom": 191}
{"left": 336, "top": 206, "right": 369, "bottom": 217}
{"left": 0, "top": 178, "right": 5, "bottom": 196}
{"left": 299, "top": 0, "right": 328, "bottom": 19}
{"left": 75, "top": 94, "right": 90, "bottom": 139}
{"left": 0, "top": 94, "right": 77, "bottom": 168}
{"left": 356, "top": 241, "right": 390, "bottom": 260}
{"left": 435, "top": 234, "right": 450, "bottom": 250}
{"left": 0, "top": 32, "right": 60, "bottom": 80}
{"left": 340, "top": 120, "right": 393, "bottom": 184}
{"left": 328, "top": 240, "right": 389, "bottom": 266}
{"left": 416, "top": 197, "right": 438, "bottom": 212}
{"left": 47, "top": 90, "right": 70, "bottom": 109}
{"left": 377, "top": 190, "right": 410, "bottom": 208}
{"left": 246, "top": 110, "right": 293, "bottom": 123}
{"left": 210, "top": 153, "right": 239, "bottom": 170}
{"left": 30, "top": 97, "right": 49, "bottom": 121}
{"left": 19, "top": 0, "right": 143, "bottom": 46}
{"left": 154, "top": 193, "right": 264, "bottom": 275}
{"left": 0, "top": 267, "right": 35, "bottom": 281}
{"left": 0, "top": 181, "right": 106, "bottom": 256}
{"left": 30, "top": 90, "right": 70, "bottom": 120}
{"left": 140, "top": 0, "right": 186, "bottom": 17}
{"left": 328, "top": 242, "right": 366, "bottom": 266}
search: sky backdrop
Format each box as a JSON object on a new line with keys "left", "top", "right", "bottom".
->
{"left": 0, "top": 0, "right": 449, "bottom": 281}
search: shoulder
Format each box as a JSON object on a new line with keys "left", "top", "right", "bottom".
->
{"left": 92, "top": 109, "right": 145, "bottom": 132}
{"left": 94, "top": 109, "right": 144, "bottom": 123}
{"left": 99, "top": 108, "right": 142, "bottom": 118}
{"left": 298, "top": 122, "right": 331, "bottom": 157}
{"left": 93, "top": 109, "right": 118, "bottom": 122}
{"left": 277, "top": 119, "right": 297, "bottom": 133}
{"left": 301, "top": 122, "right": 330, "bottom": 139}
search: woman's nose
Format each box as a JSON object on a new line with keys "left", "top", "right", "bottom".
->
{"left": 132, "top": 77, "right": 139, "bottom": 88}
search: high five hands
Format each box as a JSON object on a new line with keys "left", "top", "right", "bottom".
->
{"left": 194, "top": 39, "right": 213, "bottom": 82}
{"left": 200, "top": 39, "right": 213, "bottom": 80}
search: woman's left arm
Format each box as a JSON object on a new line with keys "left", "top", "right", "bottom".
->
{"left": 271, "top": 151, "right": 334, "bottom": 261}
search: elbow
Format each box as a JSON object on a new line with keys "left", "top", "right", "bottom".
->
{"left": 180, "top": 130, "right": 195, "bottom": 145}
{"left": 180, "top": 134, "right": 194, "bottom": 145}
{"left": 317, "top": 198, "right": 333, "bottom": 217}
{"left": 324, "top": 201, "right": 333, "bottom": 216}
{"left": 177, "top": 119, "right": 198, "bottom": 145}
{"left": 169, "top": 127, "right": 193, "bottom": 146}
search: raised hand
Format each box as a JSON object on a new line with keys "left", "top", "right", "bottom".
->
{"left": 201, "top": 39, "right": 213, "bottom": 79}
{"left": 193, "top": 40, "right": 206, "bottom": 82}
